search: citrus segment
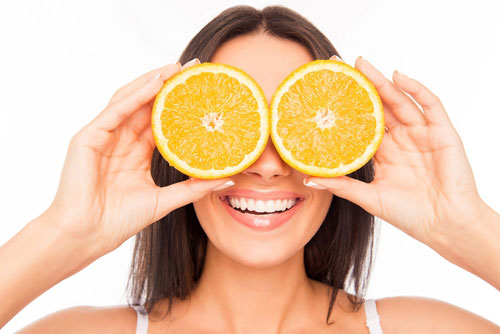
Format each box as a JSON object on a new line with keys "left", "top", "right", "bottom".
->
{"left": 270, "top": 59, "right": 384, "bottom": 177}
{"left": 152, "top": 62, "right": 269, "bottom": 179}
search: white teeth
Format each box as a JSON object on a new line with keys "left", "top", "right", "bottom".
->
{"left": 227, "top": 196, "right": 298, "bottom": 213}
{"left": 247, "top": 199, "right": 255, "bottom": 211}
{"left": 240, "top": 198, "right": 247, "bottom": 210}
{"left": 255, "top": 200, "right": 266, "bottom": 213}
{"left": 265, "top": 200, "right": 275, "bottom": 212}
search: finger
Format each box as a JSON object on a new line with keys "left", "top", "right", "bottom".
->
{"left": 355, "top": 56, "right": 426, "bottom": 127}
{"left": 392, "top": 71, "right": 452, "bottom": 126}
{"left": 304, "top": 176, "right": 380, "bottom": 217}
{"left": 138, "top": 121, "right": 156, "bottom": 162}
{"left": 153, "top": 178, "right": 235, "bottom": 221}
{"left": 330, "top": 55, "right": 345, "bottom": 62}
{"left": 180, "top": 58, "right": 201, "bottom": 70}
{"left": 123, "top": 100, "right": 154, "bottom": 138}
{"left": 330, "top": 55, "right": 396, "bottom": 131}
{"left": 382, "top": 100, "right": 400, "bottom": 130}
{"left": 108, "top": 63, "right": 181, "bottom": 105}
{"left": 92, "top": 73, "right": 168, "bottom": 133}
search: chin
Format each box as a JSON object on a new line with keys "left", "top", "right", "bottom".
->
{"left": 214, "top": 237, "right": 300, "bottom": 269}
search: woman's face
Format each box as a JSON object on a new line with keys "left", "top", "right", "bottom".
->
{"left": 193, "top": 33, "right": 333, "bottom": 268}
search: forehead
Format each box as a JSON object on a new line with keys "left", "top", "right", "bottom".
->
{"left": 210, "top": 33, "right": 314, "bottom": 103}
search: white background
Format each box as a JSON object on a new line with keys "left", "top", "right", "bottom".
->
{"left": 1, "top": 0, "right": 499, "bottom": 332}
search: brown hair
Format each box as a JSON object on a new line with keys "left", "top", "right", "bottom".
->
{"left": 126, "top": 4, "right": 376, "bottom": 325}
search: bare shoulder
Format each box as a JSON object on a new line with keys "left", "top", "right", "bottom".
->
{"left": 376, "top": 296, "right": 500, "bottom": 334}
{"left": 15, "top": 305, "right": 137, "bottom": 334}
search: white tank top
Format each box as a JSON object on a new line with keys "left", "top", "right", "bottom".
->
{"left": 132, "top": 304, "right": 148, "bottom": 334}
{"left": 132, "top": 298, "right": 383, "bottom": 333}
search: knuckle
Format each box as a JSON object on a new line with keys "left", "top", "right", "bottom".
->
{"left": 69, "top": 129, "right": 90, "bottom": 148}
{"left": 132, "top": 92, "right": 147, "bottom": 108}
{"left": 378, "top": 79, "right": 391, "bottom": 92}
{"left": 70, "top": 129, "right": 84, "bottom": 144}
{"left": 109, "top": 88, "right": 124, "bottom": 104}
{"left": 410, "top": 84, "right": 423, "bottom": 96}
{"left": 70, "top": 123, "right": 96, "bottom": 146}
{"left": 425, "top": 92, "right": 442, "bottom": 109}
{"left": 433, "top": 93, "right": 442, "bottom": 105}
{"left": 393, "top": 97, "right": 409, "bottom": 110}
{"left": 108, "top": 94, "right": 119, "bottom": 105}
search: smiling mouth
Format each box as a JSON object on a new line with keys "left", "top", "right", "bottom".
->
{"left": 220, "top": 196, "right": 304, "bottom": 215}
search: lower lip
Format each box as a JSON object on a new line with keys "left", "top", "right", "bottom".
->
{"left": 219, "top": 196, "right": 304, "bottom": 231}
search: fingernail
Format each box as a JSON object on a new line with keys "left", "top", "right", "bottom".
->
{"left": 303, "top": 179, "right": 327, "bottom": 190}
{"left": 395, "top": 70, "right": 408, "bottom": 78}
{"left": 358, "top": 56, "right": 377, "bottom": 71}
{"left": 153, "top": 73, "right": 161, "bottom": 80}
{"left": 212, "top": 180, "right": 235, "bottom": 191}
{"left": 184, "top": 58, "right": 200, "bottom": 67}
{"left": 358, "top": 56, "right": 372, "bottom": 66}
{"left": 331, "top": 55, "right": 344, "bottom": 62}
{"left": 175, "top": 61, "right": 181, "bottom": 66}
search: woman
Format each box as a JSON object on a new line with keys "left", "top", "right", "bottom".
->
{"left": 1, "top": 5, "right": 499, "bottom": 333}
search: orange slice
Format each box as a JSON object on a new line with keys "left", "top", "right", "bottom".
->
{"left": 270, "top": 59, "right": 385, "bottom": 177}
{"left": 151, "top": 62, "right": 269, "bottom": 179}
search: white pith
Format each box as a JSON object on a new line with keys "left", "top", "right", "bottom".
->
{"left": 201, "top": 112, "right": 225, "bottom": 133}
{"left": 227, "top": 196, "right": 297, "bottom": 213}
{"left": 152, "top": 63, "right": 269, "bottom": 178}
{"left": 269, "top": 60, "right": 385, "bottom": 176}
{"left": 311, "top": 107, "right": 336, "bottom": 130}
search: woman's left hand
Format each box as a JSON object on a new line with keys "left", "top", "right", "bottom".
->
{"left": 304, "top": 55, "right": 489, "bottom": 246}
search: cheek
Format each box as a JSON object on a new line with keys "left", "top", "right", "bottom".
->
{"left": 193, "top": 192, "right": 333, "bottom": 268}
{"left": 192, "top": 195, "right": 218, "bottom": 237}
{"left": 292, "top": 192, "right": 333, "bottom": 246}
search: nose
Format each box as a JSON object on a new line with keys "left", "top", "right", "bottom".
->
{"left": 241, "top": 137, "right": 292, "bottom": 181}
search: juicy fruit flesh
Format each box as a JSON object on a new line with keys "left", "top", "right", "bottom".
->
{"left": 277, "top": 70, "right": 376, "bottom": 169}
{"left": 153, "top": 60, "right": 382, "bottom": 179}
{"left": 160, "top": 72, "right": 261, "bottom": 170}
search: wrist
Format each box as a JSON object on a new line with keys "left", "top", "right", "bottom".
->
{"left": 430, "top": 200, "right": 500, "bottom": 289}
{"left": 35, "top": 210, "right": 103, "bottom": 268}
{"left": 0, "top": 213, "right": 100, "bottom": 327}
{"left": 38, "top": 207, "right": 105, "bottom": 260}
{"left": 432, "top": 199, "right": 497, "bottom": 247}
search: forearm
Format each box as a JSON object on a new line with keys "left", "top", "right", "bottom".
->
{"left": 431, "top": 201, "right": 500, "bottom": 290}
{"left": 0, "top": 213, "right": 99, "bottom": 328}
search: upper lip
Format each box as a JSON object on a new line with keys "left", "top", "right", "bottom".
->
{"left": 218, "top": 189, "right": 305, "bottom": 201}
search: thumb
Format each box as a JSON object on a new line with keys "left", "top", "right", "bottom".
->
{"left": 330, "top": 54, "right": 345, "bottom": 62}
{"left": 304, "top": 176, "right": 376, "bottom": 213}
{"left": 155, "top": 178, "right": 234, "bottom": 220}
{"left": 181, "top": 58, "right": 201, "bottom": 70}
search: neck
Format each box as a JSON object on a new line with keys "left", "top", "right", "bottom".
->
{"left": 189, "top": 241, "right": 321, "bottom": 333}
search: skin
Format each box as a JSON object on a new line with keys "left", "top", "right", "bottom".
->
{"left": 8, "top": 32, "right": 500, "bottom": 333}
{"left": 187, "top": 33, "right": 337, "bottom": 332}
{"left": 137, "top": 34, "right": 500, "bottom": 333}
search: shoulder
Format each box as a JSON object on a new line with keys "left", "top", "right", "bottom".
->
{"left": 15, "top": 305, "right": 137, "bottom": 334}
{"left": 376, "top": 296, "right": 500, "bottom": 334}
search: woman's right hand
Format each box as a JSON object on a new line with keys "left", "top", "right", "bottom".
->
{"left": 41, "top": 58, "right": 234, "bottom": 257}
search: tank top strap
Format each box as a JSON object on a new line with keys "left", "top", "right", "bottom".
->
{"left": 364, "top": 298, "right": 383, "bottom": 334}
{"left": 132, "top": 304, "right": 149, "bottom": 334}
{"left": 132, "top": 300, "right": 381, "bottom": 333}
